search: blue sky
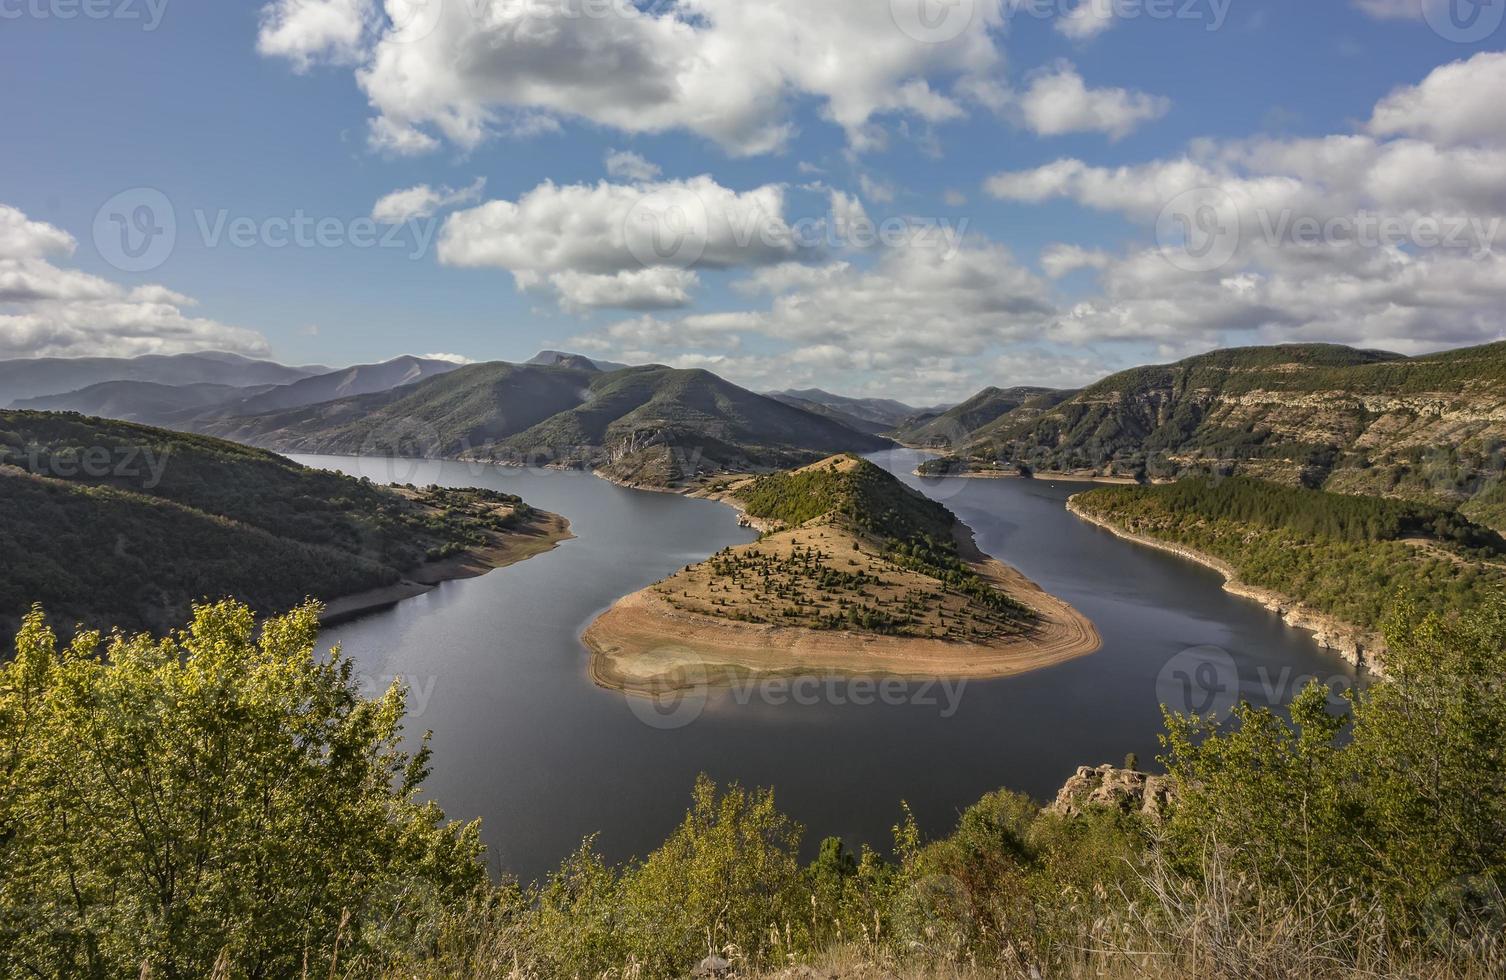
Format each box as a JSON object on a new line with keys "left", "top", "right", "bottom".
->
{"left": 2, "top": 0, "right": 1504, "bottom": 401}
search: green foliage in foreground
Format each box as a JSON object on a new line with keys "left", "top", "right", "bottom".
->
{"left": 1073, "top": 476, "right": 1506, "bottom": 632}
{"left": 0, "top": 601, "right": 484, "bottom": 979}
{"left": 3, "top": 596, "right": 1503, "bottom": 978}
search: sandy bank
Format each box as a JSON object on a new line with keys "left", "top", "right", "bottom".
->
{"left": 1065, "top": 498, "right": 1386, "bottom": 675}
{"left": 583, "top": 521, "right": 1100, "bottom": 696}
{"left": 320, "top": 511, "right": 573, "bottom": 625}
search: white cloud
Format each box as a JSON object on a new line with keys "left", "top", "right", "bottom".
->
{"left": 1368, "top": 51, "right": 1506, "bottom": 148}
{"left": 256, "top": 0, "right": 374, "bottom": 71}
{"left": 1057, "top": 0, "right": 1118, "bottom": 40}
{"left": 0, "top": 204, "right": 269, "bottom": 359}
{"left": 262, "top": 0, "right": 1007, "bottom": 156}
{"left": 371, "top": 177, "right": 486, "bottom": 223}
{"left": 1017, "top": 62, "right": 1170, "bottom": 141}
{"left": 549, "top": 268, "right": 701, "bottom": 312}
{"left": 437, "top": 176, "right": 809, "bottom": 310}
{"left": 1041, "top": 244, "right": 1113, "bottom": 278}
{"left": 604, "top": 149, "right": 662, "bottom": 182}
{"left": 567, "top": 233, "right": 1059, "bottom": 399}
{"left": 420, "top": 351, "right": 474, "bottom": 364}
{"left": 983, "top": 52, "right": 1506, "bottom": 355}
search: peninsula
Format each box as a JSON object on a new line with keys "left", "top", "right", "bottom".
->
{"left": 583, "top": 455, "right": 1099, "bottom": 694}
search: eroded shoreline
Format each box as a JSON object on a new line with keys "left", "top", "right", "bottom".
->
{"left": 1065, "top": 498, "right": 1386, "bottom": 675}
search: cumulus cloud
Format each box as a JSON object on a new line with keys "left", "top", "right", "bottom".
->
{"left": 566, "top": 231, "right": 1060, "bottom": 398}
{"left": 1041, "top": 244, "right": 1114, "bottom": 278}
{"left": 1057, "top": 0, "right": 1119, "bottom": 40}
{"left": 260, "top": 0, "right": 1007, "bottom": 155}
{"left": 0, "top": 204, "right": 269, "bottom": 359}
{"left": 1017, "top": 62, "right": 1170, "bottom": 141}
{"left": 984, "top": 52, "right": 1506, "bottom": 356}
{"left": 1368, "top": 51, "right": 1506, "bottom": 147}
{"left": 256, "top": 0, "right": 374, "bottom": 71}
{"left": 436, "top": 176, "right": 810, "bottom": 310}
{"left": 371, "top": 177, "right": 486, "bottom": 223}
{"left": 604, "top": 150, "right": 662, "bottom": 182}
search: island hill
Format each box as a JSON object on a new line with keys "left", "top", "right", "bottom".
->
{"left": 0, "top": 411, "right": 571, "bottom": 639}
{"left": 583, "top": 454, "right": 1100, "bottom": 694}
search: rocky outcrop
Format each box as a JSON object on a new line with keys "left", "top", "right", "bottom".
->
{"left": 1049, "top": 765, "right": 1173, "bottom": 823}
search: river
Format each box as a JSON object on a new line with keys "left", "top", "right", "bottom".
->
{"left": 299, "top": 449, "right": 1356, "bottom": 883}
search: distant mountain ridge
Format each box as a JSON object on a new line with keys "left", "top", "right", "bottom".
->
{"left": 10, "top": 356, "right": 464, "bottom": 427}
{"left": 199, "top": 361, "right": 892, "bottom": 488}
{"left": 0, "top": 351, "right": 325, "bottom": 404}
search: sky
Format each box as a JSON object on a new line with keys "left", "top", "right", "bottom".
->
{"left": 2, "top": 0, "right": 1505, "bottom": 402}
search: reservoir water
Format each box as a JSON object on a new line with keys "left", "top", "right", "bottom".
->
{"left": 300, "top": 449, "right": 1357, "bottom": 883}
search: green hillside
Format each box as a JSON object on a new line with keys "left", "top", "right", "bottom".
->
{"left": 203, "top": 362, "right": 889, "bottom": 488}
{"left": 0, "top": 411, "right": 543, "bottom": 638}
{"left": 894, "top": 385, "right": 1068, "bottom": 448}
{"left": 924, "top": 343, "right": 1506, "bottom": 524}
{"left": 1072, "top": 476, "right": 1506, "bottom": 634}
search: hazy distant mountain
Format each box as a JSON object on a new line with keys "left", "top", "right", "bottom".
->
{"left": 766, "top": 388, "right": 932, "bottom": 431}
{"left": 526, "top": 350, "right": 629, "bottom": 372}
{"left": 892, "top": 386, "right": 1068, "bottom": 449}
{"left": 12, "top": 381, "right": 277, "bottom": 423}
{"left": 7, "top": 355, "right": 466, "bottom": 429}
{"left": 201, "top": 361, "right": 890, "bottom": 488}
{"left": 210, "top": 356, "right": 463, "bottom": 417}
{"left": 0, "top": 352, "right": 323, "bottom": 405}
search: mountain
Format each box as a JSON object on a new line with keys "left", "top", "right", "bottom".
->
{"left": 763, "top": 392, "right": 895, "bottom": 436}
{"left": 0, "top": 352, "right": 323, "bottom": 405}
{"left": 207, "top": 355, "right": 463, "bottom": 417}
{"left": 9, "top": 356, "right": 464, "bottom": 427}
{"left": 526, "top": 350, "right": 628, "bottom": 372}
{"left": 0, "top": 411, "right": 563, "bottom": 638}
{"left": 766, "top": 388, "right": 932, "bottom": 431}
{"left": 926, "top": 342, "right": 1506, "bottom": 525}
{"left": 12, "top": 381, "right": 278, "bottom": 423}
{"left": 892, "top": 386, "right": 1068, "bottom": 449}
{"left": 200, "top": 362, "right": 891, "bottom": 487}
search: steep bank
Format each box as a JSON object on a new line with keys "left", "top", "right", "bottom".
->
{"left": 1066, "top": 497, "right": 1387, "bottom": 675}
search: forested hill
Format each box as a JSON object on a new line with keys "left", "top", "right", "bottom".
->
{"left": 200, "top": 362, "right": 890, "bottom": 488}
{"left": 1071, "top": 476, "right": 1506, "bottom": 636}
{"left": 0, "top": 411, "right": 546, "bottom": 639}
{"left": 923, "top": 342, "right": 1506, "bottom": 525}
